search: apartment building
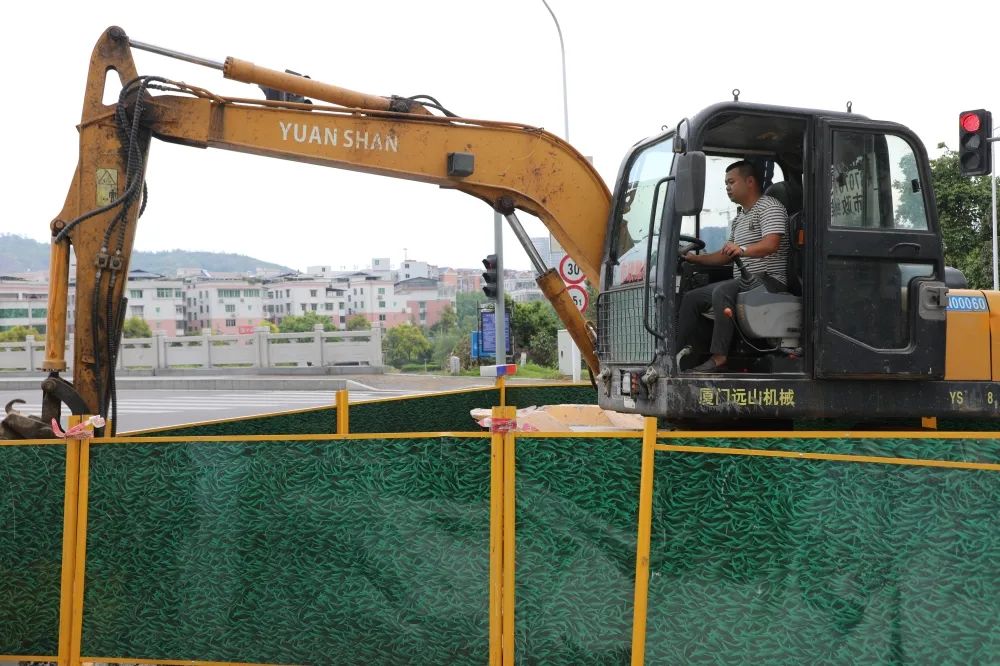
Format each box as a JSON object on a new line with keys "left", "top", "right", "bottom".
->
{"left": 506, "top": 271, "right": 546, "bottom": 303}
{"left": 395, "top": 277, "right": 454, "bottom": 328}
{"left": 341, "top": 272, "right": 410, "bottom": 328}
{"left": 453, "top": 268, "right": 484, "bottom": 293}
{"left": 125, "top": 270, "right": 187, "bottom": 336}
{"left": 185, "top": 277, "right": 265, "bottom": 335}
{"left": 0, "top": 275, "right": 49, "bottom": 334}
{"left": 264, "top": 275, "right": 348, "bottom": 328}
{"left": 2, "top": 258, "right": 461, "bottom": 339}
{"left": 399, "top": 259, "right": 436, "bottom": 281}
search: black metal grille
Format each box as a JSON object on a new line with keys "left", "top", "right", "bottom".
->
{"left": 596, "top": 285, "right": 658, "bottom": 364}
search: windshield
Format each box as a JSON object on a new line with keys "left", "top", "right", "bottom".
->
{"left": 608, "top": 138, "right": 675, "bottom": 287}
{"left": 681, "top": 156, "right": 786, "bottom": 252}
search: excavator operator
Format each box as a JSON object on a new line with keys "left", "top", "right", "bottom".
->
{"left": 676, "top": 160, "right": 790, "bottom": 373}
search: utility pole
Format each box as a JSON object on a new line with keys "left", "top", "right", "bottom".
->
{"left": 494, "top": 211, "right": 506, "bottom": 364}
{"left": 541, "top": 0, "right": 582, "bottom": 381}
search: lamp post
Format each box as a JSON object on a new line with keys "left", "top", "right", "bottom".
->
{"left": 541, "top": 0, "right": 570, "bottom": 142}
{"left": 540, "top": 0, "right": 582, "bottom": 381}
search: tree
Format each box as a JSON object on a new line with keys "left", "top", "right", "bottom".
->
{"left": 431, "top": 330, "right": 462, "bottom": 369}
{"left": 279, "top": 311, "right": 336, "bottom": 332}
{"left": 346, "top": 314, "right": 371, "bottom": 330}
{"left": 510, "top": 300, "right": 560, "bottom": 366}
{"left": 122, "top": 316, "right": 151, "bottom": 338}
{"left": 527, "top": 328, "right": 558, "bottom": 367}
{"left": 584, "top": 281, "right": 599, "bottom": 327}
{"left": 382, "top": 323, "right": 432, "bottom": 367}
{"left": 258, "top": 320, "right": 279, "bottom": 333}
{"left": 431, "top": 303, "right": 458, "bottom": 334}
{"left": 0, "top": 325, "right": 42, "bottom": 342}
{"left": 924, "top": 150, "right": 994, "bottom": 289}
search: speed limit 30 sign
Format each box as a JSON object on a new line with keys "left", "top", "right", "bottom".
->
{"left": 558, "top": 255, "right": 585, "bottom": 284}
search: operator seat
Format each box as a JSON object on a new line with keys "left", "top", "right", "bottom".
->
{"left": 728, "top": 180, "right": 804, "bottom": 350}
{"left": 694, "top": 179, "right": 804, "bottom": 358}
{"left": 763, "top": 179, "right": 802, "bottom": 216}
{"left": 764, "top": 178, "right": 803, "bottom": 296}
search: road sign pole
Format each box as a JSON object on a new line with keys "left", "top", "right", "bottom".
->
{"left": 494, "top": 211, "right": 506, "bottom": 363}
{"left": 570, "top": 334, "right": 582, "bottom": 382}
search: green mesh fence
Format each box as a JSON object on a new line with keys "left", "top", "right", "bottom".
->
{"left": 130, "top": 388, "right": 499, "bottom": 438}
{"left": 349, "top": 389, "right": 498, "bottom": 433}
{"left": 128, "top": 406, "right": 336, "bottom": 438}
{"left": 0, "top": 443, "right": 65, "bottom": 656}
{"left": 81, "top": 437, "right": 491, "bottom": 665}
{"left": 505, "top": 384, "right": 597, "bottom": 410}
{"left": 514, "top": 437, "right": 642, "bottom": 664}
{"left": 666, "top": 435, "right": 1000, "bottom": 463}
{"left": 72, "top": 426, "right": 1000, "bottom": 663}
{"left": 125, "top": 383, "right": 604, "bottom": 439}
{"left": 644, "top": 438, "right": 1000, "bottom": 663}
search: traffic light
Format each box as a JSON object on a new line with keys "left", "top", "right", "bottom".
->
{"left": 959, "top": 109, "right": 992, "bottom": 177}
{"left": 482, "top": 254, "right": 499, "bottom": 299}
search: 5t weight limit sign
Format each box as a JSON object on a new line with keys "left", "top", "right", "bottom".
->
{"left": 566, "top": 284, "right": 588, "bottom": 312}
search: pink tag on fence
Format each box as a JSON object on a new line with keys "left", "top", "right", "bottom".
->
{"left": 51, "top": 415, "right": 105, "bottom": 439}
{"left": 490, "top": 418, "right": 517, "bottom": 433}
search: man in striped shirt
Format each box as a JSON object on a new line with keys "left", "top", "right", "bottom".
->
{"left": 677, "top": 160, "right": 790, "bottom": 373}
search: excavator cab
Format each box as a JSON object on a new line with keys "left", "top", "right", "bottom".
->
{"left": 595, "top": 102, "right": 975, "bottom": 423}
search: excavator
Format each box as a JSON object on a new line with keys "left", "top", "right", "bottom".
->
{"left": 2, "top": 26, "right": 998, "bottom": 438}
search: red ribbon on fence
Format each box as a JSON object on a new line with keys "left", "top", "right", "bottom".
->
{"left": 490, "top": 418, "right": 517, "bottom": 433}
{"left": 51, "top": 415, "right": 105, "bottom": 440}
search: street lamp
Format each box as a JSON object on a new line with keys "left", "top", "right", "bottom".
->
{"left": 541, "top": 0, "right": 570, "bottom": 141}
{"left": 540, "top": 1, "right": 583, "bottom": 381}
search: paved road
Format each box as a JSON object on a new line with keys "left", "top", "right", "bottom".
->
{"left": 0, "top": 386, "right": 421, "bottom": 433}
{"left": 0, "top": 372, "right": 560, "bottom": 433}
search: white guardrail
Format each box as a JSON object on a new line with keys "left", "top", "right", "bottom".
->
{"left": 0, "top": 326, "right": 383, "bottom": 371}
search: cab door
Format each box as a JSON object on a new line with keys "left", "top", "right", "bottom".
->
{"left": 814, "top": 119, "right": 947, "bottom": 378}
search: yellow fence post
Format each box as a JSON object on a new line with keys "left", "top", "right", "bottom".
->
{"left": 496, "top": 375, "right": 507, "bottom": 407}
{"left": 57, "top": 439, "right": 81, "bottom": 666}
{"left": 630, "top": 417, "right": 658, "bottom": 666}
{"left": 502, "top": 411, "right": 517, "bottom": 666}
{"left": 68, "top": 437, "right": 92, "bottom": 666}
{"left": 490, "top": 405, "right": 516, "bottom": 666}
{"left": 336, "top": 389, "right": 350, "bottom": 434}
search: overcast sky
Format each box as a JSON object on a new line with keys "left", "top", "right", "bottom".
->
{"left": 3, "top": 1, "right": 998, "bottom": 273}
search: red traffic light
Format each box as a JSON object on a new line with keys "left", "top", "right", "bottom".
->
{"left": 961, "top": 112, "right": 982, "bottom": 133}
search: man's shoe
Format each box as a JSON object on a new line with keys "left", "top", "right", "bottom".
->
{"left": 690, "top": 358, "right": 726, "bottom": 373}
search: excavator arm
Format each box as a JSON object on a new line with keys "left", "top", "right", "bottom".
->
{"left": 24, "top": 26, "right": 610, "bottom": 433}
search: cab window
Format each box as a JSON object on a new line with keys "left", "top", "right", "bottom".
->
{"left": 681, "top": 155, "right": 786, "bottom": 252}
{"left": 830, "top": 131, "right": 929, "bottom": 231}
{"left": 609, "top": 139, "right": 674, "bottom": 287}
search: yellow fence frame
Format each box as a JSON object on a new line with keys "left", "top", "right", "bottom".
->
{"left": 627, "top": 424, "right": 1000, "bottom": 665}
{"left": 5, "top": 391, "right": 999, "bottom": 665}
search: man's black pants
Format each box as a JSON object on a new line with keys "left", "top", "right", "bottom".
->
{"left": 677, "top": 279, "right": 741, "bottom": 357}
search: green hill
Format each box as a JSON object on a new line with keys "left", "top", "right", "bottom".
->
{"left": 0, "top": 234, "right": 292, "bottom": 276}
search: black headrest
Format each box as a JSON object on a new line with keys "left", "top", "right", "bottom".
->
{"left": 764, "top": 179, "right": 803, "bottom": 214}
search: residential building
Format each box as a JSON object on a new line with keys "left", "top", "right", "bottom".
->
{"left": 506, "top": 271, "right": 545, "bottom": 303}
{"left": 395, "top": 277, "right": 453, "bottom": 328}
{"left": 185, "top": 279, "right": 265, "bottom": 335}
{"left": 125, "top": 270, "right": 187, "bottom": 336}
{"left": 399, "top": 259, "right": 431, "bottom": 281}
{"left": 263, "top": 275, "right": 348, "bottom": 328}
{"left": 453, "top": 268, "right": 484, "bottom": 293}
{"left": 0, "top": 275, "right": 49, "bottom": 334}
{"left": 343, "top": 272, "right": 410, "bottom": 328}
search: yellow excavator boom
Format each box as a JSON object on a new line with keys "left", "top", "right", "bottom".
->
{"left": 41, "top": 26, "right": 610, "bottom": 422}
